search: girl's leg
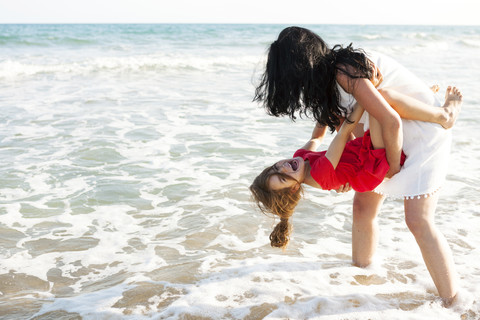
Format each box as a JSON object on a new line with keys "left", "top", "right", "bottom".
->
{"left": 352, "top": 122, "right": 365, "bottom": 139}
{"left": 352, "top": 191, "right": 385, "bottom": 267}
{"left": 368, "top": 114, "right": 385, "bottom": 150}
{"left": 404, "top": 193, "right": 458, "bottom": 305}
{"left": 379, "top": 87, "right": 462, "bottom": 129}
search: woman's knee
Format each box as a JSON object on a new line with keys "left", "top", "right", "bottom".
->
{"left": 405, "top": 213, "right": 433, "bottom": 238}
{"left": 404, "top": 195, "right": 438, "bottom": 239}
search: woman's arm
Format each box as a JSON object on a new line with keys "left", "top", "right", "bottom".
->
{"left": 337, "top": 71, "right": 403, "bottom": 178}
{"left": 324, "top": 104, "right": 364, "bottom": 168}
{"left": 300, "top": 123, "right": 328, "bottom": 151}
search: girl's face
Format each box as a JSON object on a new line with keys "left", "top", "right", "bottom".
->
{"left": 268, "top": 156, "right": 305, "bottom": 191}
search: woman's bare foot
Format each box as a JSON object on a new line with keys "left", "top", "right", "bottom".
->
{"left": 441, "top": 86, "right": 462, "bottom": 129}
{"left": 442, "top": 292, "right": 458, "bottom": 308}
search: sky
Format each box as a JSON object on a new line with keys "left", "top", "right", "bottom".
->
{"left": 0, "top": 0, "right": 479, "bottom": 25}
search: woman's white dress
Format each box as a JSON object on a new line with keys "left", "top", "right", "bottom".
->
{"left": 337, "top": 51, "right": 451, "bottom": 199}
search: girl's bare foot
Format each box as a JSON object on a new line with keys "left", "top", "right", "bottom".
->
{"left": 441, "top": 86, "right": 462, "bottom": 129}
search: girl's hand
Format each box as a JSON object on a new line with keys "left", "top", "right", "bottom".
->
{"left": 335, "top": 183, "right": 352, "bottom": 193}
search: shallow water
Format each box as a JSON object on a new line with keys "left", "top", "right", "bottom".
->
{"left": 0, "top": 24, "right": 479, "bottom": 319}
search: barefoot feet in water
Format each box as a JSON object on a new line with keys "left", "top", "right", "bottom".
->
{"left": 441, "top": 86, "right": 462, "bottom": 129}
{"left": 442, "top": 292, "right": 458, "bottom": 308}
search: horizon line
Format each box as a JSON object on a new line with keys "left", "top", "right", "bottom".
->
{"left": 0, "top": 22, "right": 479, "bottom": 26}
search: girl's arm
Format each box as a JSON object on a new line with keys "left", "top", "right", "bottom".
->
{"left": 324, "top": 104, "right": 364, "bottom": 168}
{"left": 337, "top": 70, "right": 402, "bottom": 178}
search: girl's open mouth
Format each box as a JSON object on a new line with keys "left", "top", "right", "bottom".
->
{"left": 290, "top": 159, "right": 299, "bottom": 171}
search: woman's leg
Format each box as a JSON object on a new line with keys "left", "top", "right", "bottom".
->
{"left": 404, "top": 193, "right": 458, "bottom": 305}
{"left": 352, "top": 191, "right": 385, "bottom": 267}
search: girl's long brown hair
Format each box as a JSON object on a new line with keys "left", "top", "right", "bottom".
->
{"left": 249, "top": 165, "right": 303, "bottom": 250}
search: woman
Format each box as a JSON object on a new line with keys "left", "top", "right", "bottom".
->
{"left": 253, "top": 26, "right": 462, "bottom": 305}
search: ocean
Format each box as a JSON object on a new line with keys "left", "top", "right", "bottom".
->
{"left": 0, "top": 23, "right": 479, "bottom": 319}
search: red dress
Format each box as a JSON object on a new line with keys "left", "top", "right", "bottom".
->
{"left": 294, "top": 131, "right": 406, "bottom": 192}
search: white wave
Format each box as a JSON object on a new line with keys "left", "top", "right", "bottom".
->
{"left": 459, "top": 38, "right": 480, "bottom": 48}
{"left": 0, "top": 54, "right": 261, "bottom": 79}
{"left": 359, "top": 34, "right": 388, "bottom": 40}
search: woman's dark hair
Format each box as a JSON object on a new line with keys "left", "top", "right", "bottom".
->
{"left": 254, "top": 26, "right": 373, "bottom": 132}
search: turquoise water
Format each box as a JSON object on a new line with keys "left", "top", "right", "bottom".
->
{"left": 0, "top": 24, "right": 479, "bottom": 319}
